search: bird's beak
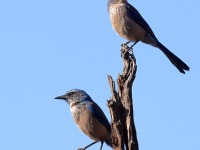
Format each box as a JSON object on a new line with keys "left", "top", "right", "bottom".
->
{"left": 54, "top": 95, "right": 65, "bottom": 100}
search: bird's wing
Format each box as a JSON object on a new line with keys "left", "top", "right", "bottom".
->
{"left": 86, "top": 100, "right": 111, "bottom": 132}
{"left": 126, "top": 3, "right": 157, "bottom": 38}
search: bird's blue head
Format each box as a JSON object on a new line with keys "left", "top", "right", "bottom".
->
{"left": 55, "top": 89, "right": 93, "bottom": 105}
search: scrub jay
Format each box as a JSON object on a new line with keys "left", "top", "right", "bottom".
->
{"left": 55, "top": 89, "right": 112, "bottom": 150}
{"left": 108, "top": 0, "right": 190, "bottom": 74}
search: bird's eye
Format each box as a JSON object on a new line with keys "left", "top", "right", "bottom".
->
{"left": 68, "top": 92, "right": 74, "bottom": 96}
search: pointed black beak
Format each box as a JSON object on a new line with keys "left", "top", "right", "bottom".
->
{"left": 54, "top": 95, "right": 65, "bottom": 100}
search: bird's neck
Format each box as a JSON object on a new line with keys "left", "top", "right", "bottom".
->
{"left": 70, "top": 100, "right": 82, "bottom": 108}
{"left": 109, "top": 0, "right": 127, "bottom": 4}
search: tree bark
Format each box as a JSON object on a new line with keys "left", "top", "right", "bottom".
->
{"left": 107, "top": 44, "right": 139, "bottom": 150}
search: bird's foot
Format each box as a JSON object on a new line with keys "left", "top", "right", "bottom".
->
{"left": 121, "top": 41, "right": 136, "bottom": 53}
{"left": 122, "top": 40, "right": 139, "bottom": 51}
{"left": 122, "top": 41, "right": 130, "bottom": 46}
{"left": 121, "top": 43, "right": 132, "bottom": 58}
{"left": 121, "top": 42, "right": 131, "bottom": 50}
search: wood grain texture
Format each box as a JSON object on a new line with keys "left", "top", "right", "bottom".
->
{"left": 107, "top": 44, "right": 138, "bottom": 150}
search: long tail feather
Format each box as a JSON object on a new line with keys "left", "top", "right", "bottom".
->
{"left": 156, "top": 41, "right": 190, "bottom": 74}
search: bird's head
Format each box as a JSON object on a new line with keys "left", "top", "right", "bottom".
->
{"left": 55, "top": 89, "right": 90, "bottom": 105}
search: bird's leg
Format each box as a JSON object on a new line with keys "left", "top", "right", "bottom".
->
{"left": 77, "top": 141, "right": 98, "bottom": 150}
{"left": 128, "top": 40, "right": 139, "bottom": 54}
{"left": 124, "top": 41, "right": 130, "bottom": 45}
{"left": 121, "top": 41, "right": 130, "bottom": 47}
{"left": 121, "top": 40, "right": 139, "bottom": 55}
{"left": 100, "top": 141, "right": 104, "bottom": 150}
{"left": 130, "top": 40, "right": 139, "bottom": 50}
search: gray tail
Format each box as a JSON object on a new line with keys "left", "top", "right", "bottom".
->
{"left": 156, "top": 41, "right": 190, "bottom": 74}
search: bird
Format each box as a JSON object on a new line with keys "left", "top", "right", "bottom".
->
{"left": 55, "top": 89, "right": 112, "bottom": 150}
{"left": 107, "top": 0, "right": 190, "bottom": 74}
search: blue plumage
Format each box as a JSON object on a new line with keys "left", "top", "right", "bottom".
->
{"left": 55, "top": 89, "right": 112, "bottom": 150}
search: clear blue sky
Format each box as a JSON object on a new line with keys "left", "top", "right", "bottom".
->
{"left": 0, "top": 0, "right": 199, "bottom": 150}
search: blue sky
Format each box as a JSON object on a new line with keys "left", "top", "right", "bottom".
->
{"left": 0, "top": 0, "right": 199, "bottom": 150}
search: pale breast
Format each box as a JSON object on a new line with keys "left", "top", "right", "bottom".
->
{"left": 109, "top": 4, "right": 146, "bottom": 42}
{"left": 109, "top": 4, "right": 127, "bottom": 37}
{"left": 70, "top": 104, "right": 81, "bottom": 122}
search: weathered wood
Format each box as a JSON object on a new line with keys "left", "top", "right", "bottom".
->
{"left": 107, "top": 44, "right": 138, "bottom": 150}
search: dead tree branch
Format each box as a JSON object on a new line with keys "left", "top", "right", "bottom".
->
{"left": 107, "top": 44, "right": 139, "bottom": 150}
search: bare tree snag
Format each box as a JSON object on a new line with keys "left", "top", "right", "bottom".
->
{"left": 107, "top": 44, "right": 139, "bottom": 150}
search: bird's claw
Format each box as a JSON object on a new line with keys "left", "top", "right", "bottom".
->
{"left": 121, "top": 43, "right": 133, "bottom": 58}
{"left": 121, "top": 41, "right": 130, "bottom": 48}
